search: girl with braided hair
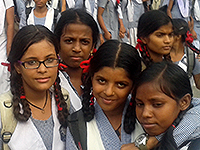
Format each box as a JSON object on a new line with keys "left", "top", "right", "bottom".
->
{"left": 66, "top": 40, "right": 144, "bottom": 150}
{"left": 136, "top": 10, "right": 174, "bottom": 68}
{"left": 54, "top": 8, "right": 99, "bottom": 113}
{"left": 122, "top": 61, "right": 200, "bottom": 150}
{"left": 0, "top": 25, "right": 69, "bottom": 150}
{"left": 170, "top": 18, "right": 200, "bottom": 93}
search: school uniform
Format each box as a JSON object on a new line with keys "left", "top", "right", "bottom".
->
{"left": 66, "top": 99, "right": 144, "bottom": 150}
{"left": 0, "top": 0, "right": 13, "bottom": 95}
{"left": 98, "top": 0, "right": 120, "bottom": 40}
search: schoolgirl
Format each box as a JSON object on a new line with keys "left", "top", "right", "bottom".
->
{"left": 0, "top": 25, "right": 69, "bottom": 150}
{"left": 66, "top": 40, "right": 143, "bottom": 150}
{"left": 0, "top": 0, "right": 14, "bottom": 94}
{"left": 135, "top": 10, "right": 174, "bottom": 68}
{"left": 134, "top": 61, "right": 200, "bottom": 149}
{"left": 167, "top": 0, "right": 191, "bottom": 21}
{"left": 20, "top": 0, "right": 60, "bottom": 31}
{"left": 97, "top": 0, "right": 126, "bottom": 43}
{"left": 170, "top": 19, "right": 200, "bottom": 98}
{"left": 54, "top": 8, "right": 99, "bottom": 112}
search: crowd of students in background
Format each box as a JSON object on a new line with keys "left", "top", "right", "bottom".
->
{"left": 1, "top": 0, "right": 200, "bottom": 149}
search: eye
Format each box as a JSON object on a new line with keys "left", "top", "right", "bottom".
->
{"left": 153, "top": 103, "right": 163, "bottom": 108}
{"left": 135, "top": 101, "right": 144, "bottom": 107}
{"left": 46, "top": 58, "right": 54, "bottom": 63}
{"left": 64, "top": 38, "right": 73, "bottom": 44}
{"left": 117, "top": 82, "right": 127, "bottom": 88}
{"left": 168, "top": 32, "right": 174, "bottom": 38}
{"left": 26, "top": 60, "right": 37, "bottom": 65}
{"left": 98, "top": 78, "right": 106, "bottom": 84}
{"left": 81, "top": 39, "right": 90, "bottom": 45}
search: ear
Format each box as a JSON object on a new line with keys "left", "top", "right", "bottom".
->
{"left": 179, "top": 93, "right": 191, "bottom": 111}
{"left": 14, "top": 62, "right": 21, "bottom": 74}
{"left": 140, "top": 37, "right": 148, "bottom": 44}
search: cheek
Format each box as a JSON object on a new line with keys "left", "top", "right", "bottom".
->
{"left": 82, "top": 47, "right": 93, "bottom": 59}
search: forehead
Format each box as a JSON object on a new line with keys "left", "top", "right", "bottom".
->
{"left": 22, "top": 40, "right": 56, "bottom": 59}
{"left": 63, "top": 23, "right": 93, "bottom": 35}
{"left": 93, "top": 67, "right": 130, "bottom": 80}
{"left": 153, "top": 22, "right": 173, "bottom": 34}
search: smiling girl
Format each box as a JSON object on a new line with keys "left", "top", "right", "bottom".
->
{"left": 0, "top": 25, "right": 69, "bottom": 150}
{"left": 66, "top": 40, "right": 143, "bottom": 150}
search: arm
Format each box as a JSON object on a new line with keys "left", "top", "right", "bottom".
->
{"left": 97, "top": 7, "right": 112, "bottom": 40}
{"left": 193, "top": 74, "right": 200, "bottom": 89}
{"left": 118, "top": 18, "right": 126, "bottom": 39}
{"left": 6, "top": 6, "right": 14, "bottom": 57}
{"left": 167, "top": 0, "right": 174, "bottom": 18}
{"left": 61, "top": 0, "right": 66, "bottom": 12}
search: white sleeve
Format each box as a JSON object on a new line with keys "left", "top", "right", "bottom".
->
{"left": 4, "top": 0, "right": 14, "bottom": 10}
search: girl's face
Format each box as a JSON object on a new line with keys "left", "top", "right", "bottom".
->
{"left": 59, "top": 23, "right": 94, "bottom": 68}
{"left": 135, "top": 82, "right": 182, "bottom": 136}
{"left": 34, "top": 0, "right": 48, "bottom": 8}
{"left": 141, "top": 22, "right": 174, "bottom": 62}
{"left": 14, "top": 40, "right": 58, "bottom": 93}
{"left": 92, "top": 67, "right": 133, "bottom": 114}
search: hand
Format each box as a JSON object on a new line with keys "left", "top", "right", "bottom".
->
{"left": 146, "top": 136, "right": 159, "bottom": 150}
{"left": 100, "top": 34, "right": 105, "bottom": 45}
{"left": 119, "top": 26, "right": 126, "bottom": 39}
{"left": 104, "top": 31, "right": 112, "bottom": 40}
{"left": 121, "top": 143, "right": 139, "bottom": 150}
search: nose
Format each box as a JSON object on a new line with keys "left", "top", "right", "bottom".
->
{"left": 72, "top": 41, "right": 81, "bottom": 53}
{"left": 37, "top": 62, "right": 47, "bottom": 73}
{"left": 103, "top": 84, "right": 115, "bottom": 96}
{"left": 142, "top": 105, "right": 153, "bottom": 118}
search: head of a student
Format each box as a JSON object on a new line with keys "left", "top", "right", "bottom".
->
{"left": 34, "top": 0, "right": 48, "bottom": 8}
{"left": 54, "top": 8, "right": 99, "bottom": 69}
{"left": 82, "top": 40, "right": 141, "bottom": 121}
{"left": 8, "top": 25, "right": 68, "bottom": 126}
{"left": 134, "top": 61, "right": 192, "bottom": 136}
{"left": 172, "top": 18, "right": 191, "bottom": 44}
{"left": 137, "top": 10, "right": 174, "bottom": 65}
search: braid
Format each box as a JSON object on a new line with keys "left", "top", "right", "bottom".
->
{"left": 155, "top": 104, "right": 193, "bottom": 150}
{"left": 53, "top": 73, "right": 69, "bottom": 128}
{"left": 136, "top": 39, "right": 153, "bottom": 67}
{"left": 10, "top": 70, "right": 31, "bottom": 122}
{"left": 82, "top": 76, "right": 95, "bottom": 122}
{"left": 124, "top": 96, "right": 137, "bottom": 134}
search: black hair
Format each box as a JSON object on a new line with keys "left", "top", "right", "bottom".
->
{"left": 54, "top": 8, "right": 99, "bottom": 48}
{"left": 172, "top": 18, "right": 200, "bottom": 54}
{"left": 82, "top": 40, "right": 142, "bottom": 122}
{"left": 130, "top": 61, "right": 193, "bottom": 149}
{"left": 136, "top": 10, "right": 173, "bottom": 67}
{"left": 8, "top": 25, "right": 69, "bottom": 128}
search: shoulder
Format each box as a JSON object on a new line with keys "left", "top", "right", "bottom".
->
{"left": 4, "top": 0, "right": 14, "bottom": 9}
{"left": 0, "top": 91, "right": 13, "bottom": 104}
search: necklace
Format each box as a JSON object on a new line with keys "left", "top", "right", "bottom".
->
{"left": 115, "top": 124, "right": 122, "bottom": 137}
{"left": 26, "top": 91, "right": 48, "bottom": 114}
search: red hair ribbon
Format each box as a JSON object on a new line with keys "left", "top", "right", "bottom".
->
{"left": 185, "top": 31, "right": 194, "bottom": 44}
{"left": 1, "top": 62, "right": 11, "bottom": 72}
{"left": 80, "top": 48, "right": 97, "bottom": 73}
{"left": 172, "top": 124, "right": 176, "bottom": 128}
{"left": 20, "top": 95, "right": 26, "bottom": 99}
{"left": 129, "top": 102, "right": 133, "bottom": 106}
{"left": 57, "top": 103, "right": 63, "bottom": 111}
{"left": 116, "top": 0, "right": 120, "bottom": 4}
{"left": 135, "top": 39, "right": 150, "bottom": 57}
{"left": 89, "top": 96, "right": 94, "bottom": 106}
{"left": 58, "top": 62, "right": 68, "bottom": 71}
{"left": 80, "top": 58, "right": 91, "bottom": 74}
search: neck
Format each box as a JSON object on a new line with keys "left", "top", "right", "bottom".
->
{"left": 170, "top": 41, "right": 184, "bottom": 62}
{"left": 65, "top": 67, "right": 83, "bottom": 96}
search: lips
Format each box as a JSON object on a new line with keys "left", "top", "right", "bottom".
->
{"left": 101, "top": 97, "right": 114, "bottom": 105}
{"left": 141, "top": 123, "right": 157, "bottom": 130}
{"left": 36, "top": 77, "right": 50, "bottom": 83}
{"left": 70, "top": 56, "right": 82, "bottom": 61}
{"left": 163, "top": 46, "right": 171, "bottom": 51}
